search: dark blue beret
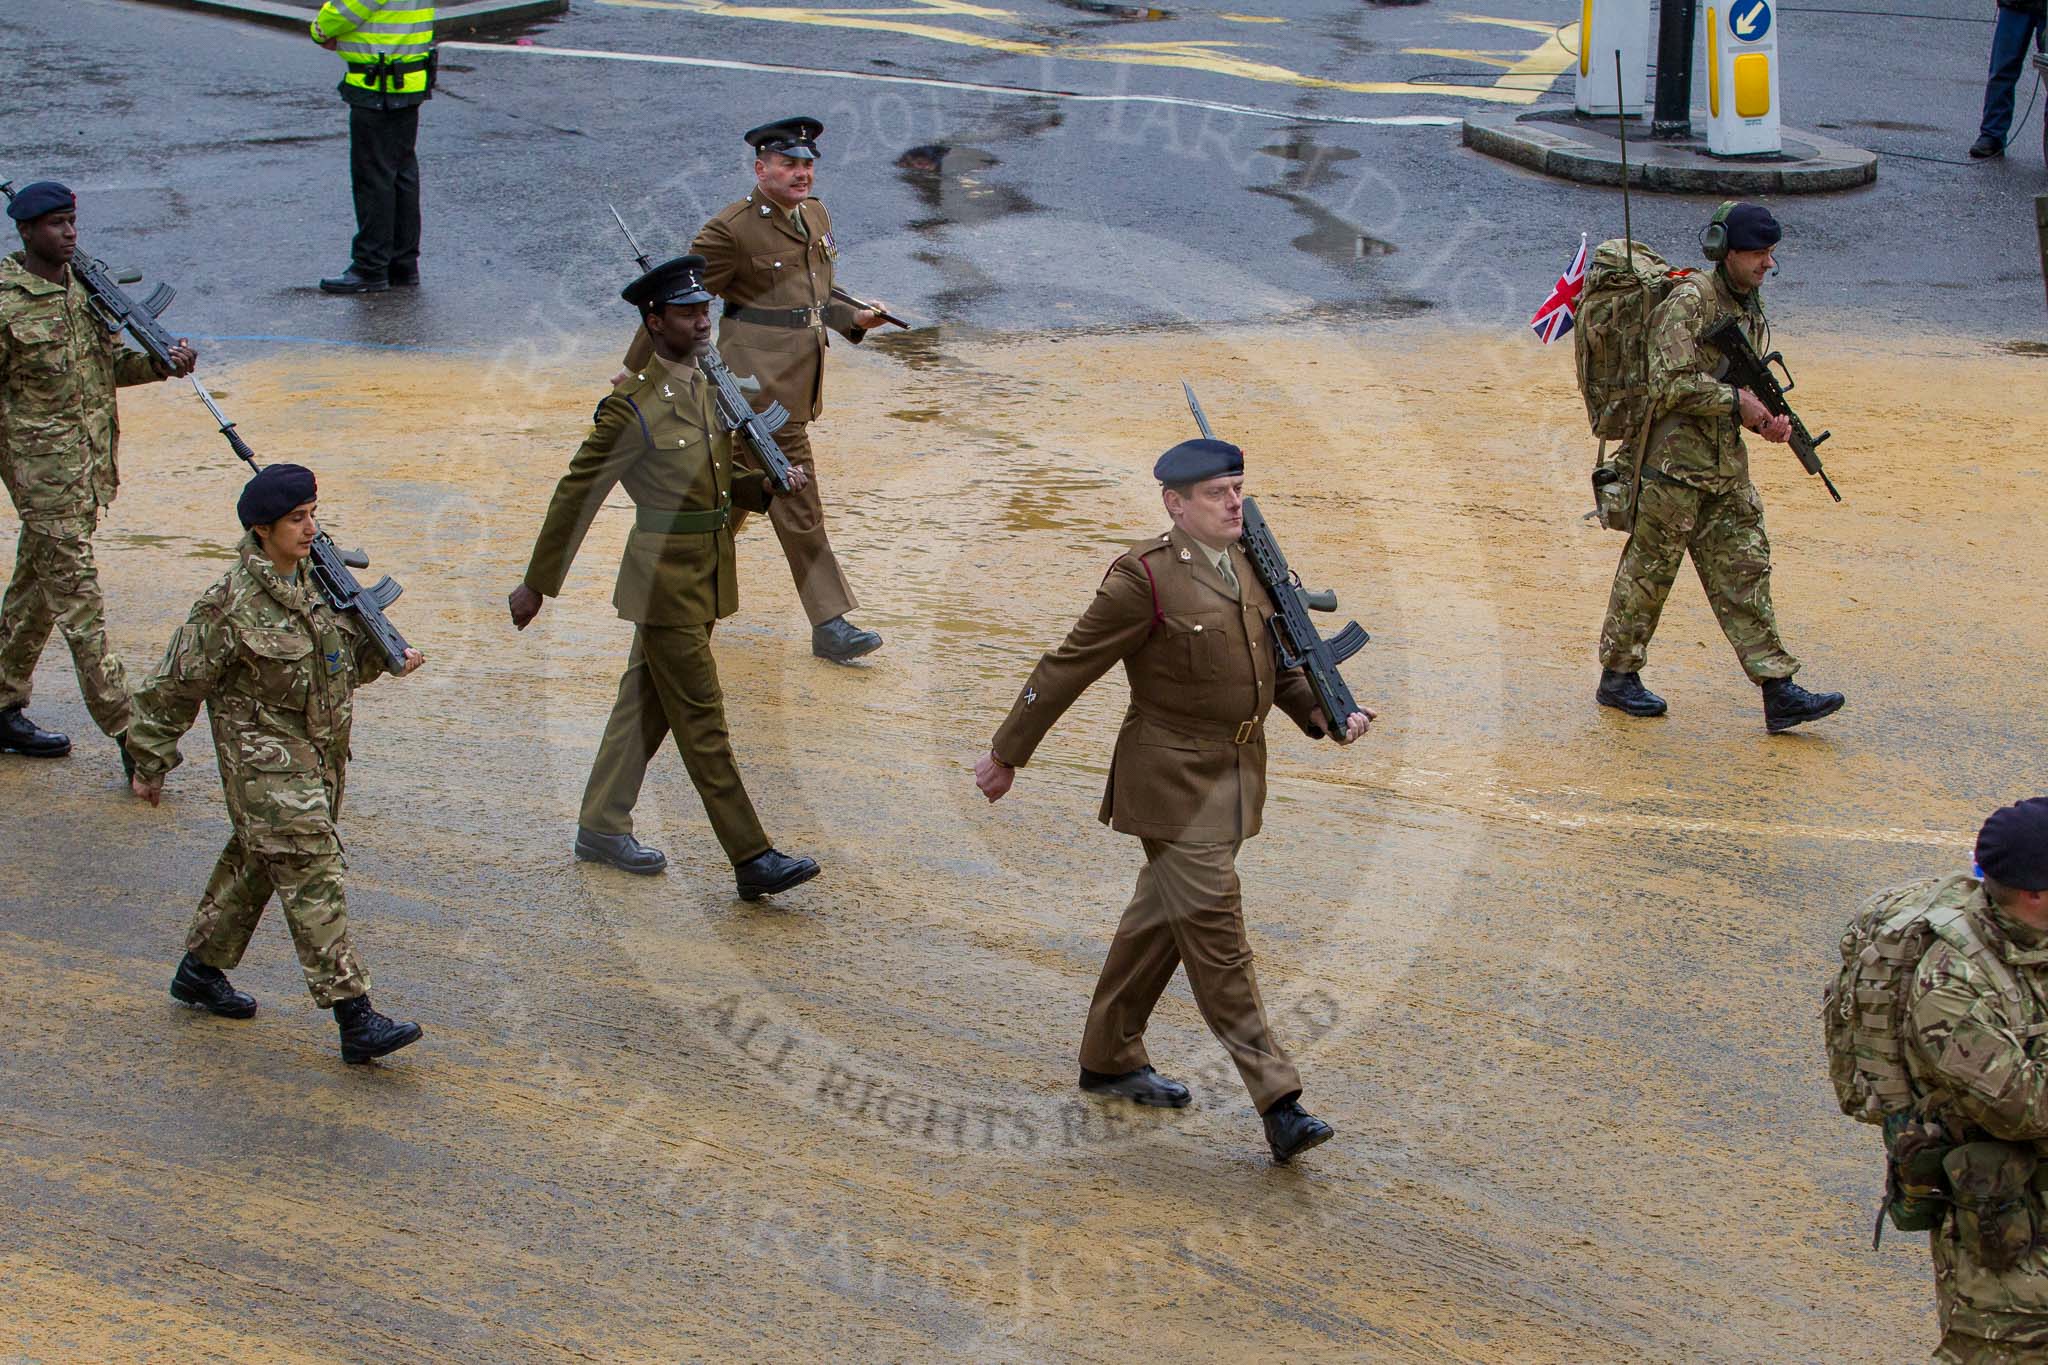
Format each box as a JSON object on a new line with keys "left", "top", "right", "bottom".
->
{"left": 1724, "top": 203, "right": 1781, "bottom": 252}
{"left": 1154, "top": 438, "right": 1244, "bottom": 486}
{"left": 745, "top": 117, "right": 822, "bottom": 160}
{"left": 7, "top": 181, "right": 75, "bottom": 222}
{"left": 238, "top": 463, "right": 317, "bottom": 529}
{"left": 1978, "top": 797, "right": 2048, "bottom": 892}
{"left": 623, "top": 254, "right": 712, "bottom": 310}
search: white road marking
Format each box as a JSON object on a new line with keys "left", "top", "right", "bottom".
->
{"left": 437, "top": 41, "right": 1466, "bottom": 127}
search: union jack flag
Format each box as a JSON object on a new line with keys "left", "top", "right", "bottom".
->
{"left": 1529, "top": 233, "right": 1588, "bottom": 344}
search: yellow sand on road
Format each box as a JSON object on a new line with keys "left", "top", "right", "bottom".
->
{"left": 1, "top": 321, "right": 2040, "bottom": 1361}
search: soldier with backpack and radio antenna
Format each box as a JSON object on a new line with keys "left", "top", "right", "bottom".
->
{"left": 1581, "top": 200, "right": 1845, "bottom": 733}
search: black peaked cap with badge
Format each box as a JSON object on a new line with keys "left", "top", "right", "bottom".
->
{"left": 622, "top": 254, "right": 714, "bottom": 311}
{"left": 744, "top": 117, "right": 823, "bottom": 161}
{"left": 1153, "top": 438, "right": 1244, "bottom": 486}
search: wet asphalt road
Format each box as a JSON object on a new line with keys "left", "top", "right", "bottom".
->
{"left": 3, "top": 0, "right": 2045, "bottom": 360}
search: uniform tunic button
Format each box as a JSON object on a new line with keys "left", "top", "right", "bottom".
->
{"left": 1192, "top": 624, "right": 1203, "bottom": 632}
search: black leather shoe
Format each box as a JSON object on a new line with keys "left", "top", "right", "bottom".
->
{"left": 736, "top": 847, "right": 820, "bottom": 901}
{"left": 1263, "top": 1097, "right": 1334, "bottom": 1164}
{"left": 812, "top": 615, "right": 883, "bottom": 663}
{"left": 388, "top": 268, "right": 419, "bottom": 287}
{"left": 1969, "top": 134, "right": 2003, "bottom": 159}
{"left": 115, "top": 730, "right": 137, "bottom": 782}
{"left": 319, "top": 268, "right": 389, "bottom": 294}
{"left": 0, "top": 705, "right": 69, "bottom": 757}
{"left": 335, "top": 994, "right": 422, "bottom": 1064}
{"left": 1762, "top": 677, "right": 1845, "bottom": 734}
{"left": 1078, "top": 1065, "right": 1192, "bottom": 1108}
{"left": 1595, "top": 668, "right": 1667, "bottom": 717}
{"left": 574, "top": 827, "right": 668, "bottom": 875}
{"left": 170, "top": 954, "right": 257, "bottom": 1019}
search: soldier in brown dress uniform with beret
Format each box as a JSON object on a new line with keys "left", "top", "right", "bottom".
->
{"left": 622, "top": 116, "right": 891, "bottom": 664}
{"left": 975, "top": 439, "right": 1373, "bottom": 1163}
{"left": 510, "top": 255, "right": 820, "bottom": 901}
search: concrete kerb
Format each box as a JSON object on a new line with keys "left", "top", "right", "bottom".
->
{"left": 1464, "top": 106, "right": 1877, "bottom": 195}
{"left": 120, "top": 0, "right": 567, "bottom": 37}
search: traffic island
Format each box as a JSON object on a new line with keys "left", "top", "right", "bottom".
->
{"left": 1464, "top": 106, "right": 1876, "bottom": 194}
{"left": 123, "top": 0, "right": 566, "bottom": 36}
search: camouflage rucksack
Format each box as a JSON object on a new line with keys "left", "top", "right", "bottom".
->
{"left": 1572, "top": 238, "right": 1693, "bottom": 441}
{"left": 1824, "top": 873, "right": 2028, "bottom": 1125}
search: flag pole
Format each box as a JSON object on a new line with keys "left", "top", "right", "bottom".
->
{"left": 1616, "top": 52, "right": 1634, "bottom": 273}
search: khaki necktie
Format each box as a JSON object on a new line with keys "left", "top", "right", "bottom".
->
{"left": 1216, "top": 548, "right": 1239, "bottom": 595}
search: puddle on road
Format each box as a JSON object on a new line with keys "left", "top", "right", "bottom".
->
{"left": 1258, "top": 133, "right": 1364, "bottom": 193}
{"left": 1045, "top": 0, "right": 1173, "bottom": 19}
{"left": 896, "top": 145, "right": 1043, "bottom": 232}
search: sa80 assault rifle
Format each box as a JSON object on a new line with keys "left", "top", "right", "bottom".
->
{"left": 0, "top": 179, "right": 184, "bottom": 375}
{"left": 607, "top": 203, "right": 800, "bottom": 494}
{"left": 1702, "top": 317, "right": 1842, "bottom": 503}
{"left": 186, "top": 378, "right": 414, "bottom": 672}
{"left": 1181, "top": 382, "right": 1368, "bottom": 739}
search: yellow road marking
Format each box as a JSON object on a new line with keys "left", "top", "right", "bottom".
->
{"left": 596, "top": 0, "right": 1576, "bottom": 104}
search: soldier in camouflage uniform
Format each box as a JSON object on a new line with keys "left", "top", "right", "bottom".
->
{"left": 1900, "top": 798, "right": 2048, "bottom": 1363}
{"left": 1594, "top": 202, "right": 1845, "bottom": 734}
{"left": 0, "top": 181, "right": 195, "bottom": 764}
{"left": 127, "top": 464, "right": 425, "bottom": 1064}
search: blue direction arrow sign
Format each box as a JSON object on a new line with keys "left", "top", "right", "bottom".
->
{"left": 1730, "top": 0, "right": 1773, "bottom": 42}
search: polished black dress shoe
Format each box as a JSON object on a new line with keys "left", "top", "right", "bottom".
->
{"left": 812, "top": 615, "right": 883, "bottom": 663}
{"left": 170, "top": 954, "right": 257, "bottom": 1019}
{"left": 388, "top": 267, "right": 419, "bottom": 287}
{"left": 1969, "top": 134, "right": 2003, "bottom": 159}
{"left": 736, "top": 847, "right": 820, "bottom": 901}
{"left": 1595, "top": 668, "right": 1667, "bottom": 718}
{"left": 1263, "top": 1097, "right": 1334, "bottom": 1164}
{"left": 335, "top": 994, "right": 423, "bottom": 1064}
{"left": 1079, "top": 1065, "right": 1192, "bottom": 1108}
{"left": 0, "top": 705, "right": 69, "bottom": 757}
{"left": 319, "top": 268, "right": 389, "bottom": 294}
{"left": 1762, "top": 677, "right": 1845, "bottom": 734}
{"left": 574, "top": 827, "right": 668, "bottom": 875}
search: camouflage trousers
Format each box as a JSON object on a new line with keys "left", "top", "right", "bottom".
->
{"left": 184, "top": 836, "right": 369, "bottom": 1008}
{"left": 1935, "top": 1332, "right": 2048, "bottom": 1364}
{"left": 1598, "top": 477, "right": 1799, "bottom": 683}
{"left": 0, "top": 513, "right": 131, "bottom": 735}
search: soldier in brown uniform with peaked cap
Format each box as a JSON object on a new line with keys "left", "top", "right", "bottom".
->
{"left": 511, "top": 255, "right": 820, "bottom": 901}
{"left": 623, "top": 116, "right": 892, "bottom": 664}
{"left": 975, "top": 439, "right": 1373, "bottom": 1164}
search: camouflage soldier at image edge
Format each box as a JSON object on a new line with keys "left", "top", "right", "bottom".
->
{"left": 974, "top": 438, "right": 1374, "bottom": 1165}
{"left": 1889, "top": 800, "right": 2048, "bottom": 1364}
{"left": 623, "top": 116, "right": 893, "bottom": 664}
{"left": 126, "top": 464, "right": 425, "bottom": 1064}
{"left": 1593, "top": 201, "right": 1845, "bottom": 734}
{"left": 0, "top": 180, "right": 196, "bottom": 766}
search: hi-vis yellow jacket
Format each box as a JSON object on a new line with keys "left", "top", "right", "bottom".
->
{"left": 311, "top": 1, "right": 435, "bottom": 103}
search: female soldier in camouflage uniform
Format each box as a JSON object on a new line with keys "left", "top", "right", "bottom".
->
{"left": 127, "top": 464, "right": 425, "bottom": 1064}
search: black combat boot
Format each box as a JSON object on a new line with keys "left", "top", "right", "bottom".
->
{"left": 1762, "top": 677, "right": 1845, "bottom": 734}
{"left": 735, "top": 848, "right": 821, "bottom": 901}
{"left": 0, "top": 705, "right": 70, "bottom": 757}
{"left": 169, "top": 954, "right": 257, "bottom": 1019}
{"left": 574, "top": 827, "right": 667, "bottom": 875}
{"left": 1595, "top": 669, "right": 1667, "bottom": 718}
{"left": 811, "top": 615, "right": 883, "bottom": 663}
{"left": 334, "top": 995, "right": 423, "bottom": 1064}
{"left": 318, "top": 267, "right": 388, "bottom": 294}
{"left": 1079, "top": 1065, "right": 1192, "bottom": 1108}
{"left": 1262, "top": 1096, "right": 1334, "bottom": 1164}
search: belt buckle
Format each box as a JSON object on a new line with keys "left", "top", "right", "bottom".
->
{"left": 1233, "top": 719, "right": 1256, "bottom": 744}
{"left": 806, "top": 304, "right": 824, "bottom": 327}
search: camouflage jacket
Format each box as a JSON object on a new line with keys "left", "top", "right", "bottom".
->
{"left": 128, "top": 535, "right": 393, "bottom": 855}
{"left": 0, "top": 252, "right": 165, "bottom": 525}
{"left": 1643, "top": 265, "right": 1766, "bottom": 493}
{"left": 1903, "top": 884, "right": 2048, "bottom": 1343}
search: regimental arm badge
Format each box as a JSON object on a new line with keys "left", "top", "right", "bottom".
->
{"left": 1023, "top": 686, "right": 1037, "bottom": 707}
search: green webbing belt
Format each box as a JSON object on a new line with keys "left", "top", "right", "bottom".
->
{"left": 636, "top": 499, "right": 728, "bottom": 534}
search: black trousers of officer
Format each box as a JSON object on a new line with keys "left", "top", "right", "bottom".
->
{"left": 348, "top": 104, "right": 421, "bottom": 279}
